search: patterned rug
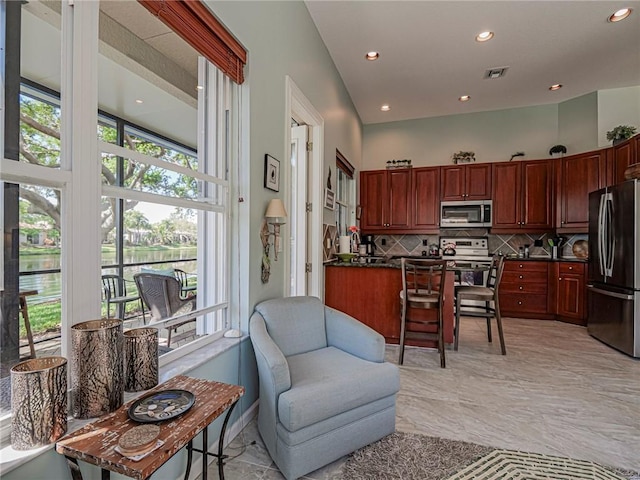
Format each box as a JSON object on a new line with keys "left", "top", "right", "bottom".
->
{"left": 342, "top": 432, "right": 639, "bottom": 480}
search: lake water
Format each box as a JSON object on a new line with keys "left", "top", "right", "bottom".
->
{"left": 19, "top": 247, "right": 197, "bottom": 304}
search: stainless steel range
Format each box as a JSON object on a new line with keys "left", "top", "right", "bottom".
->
{"left": 439, "top": 237, "right": 492, "bottom": 286}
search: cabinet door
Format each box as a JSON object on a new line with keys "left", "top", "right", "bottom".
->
{"left": 360, "top": 170, "right": 387, "bottom": 231}
{"left": 558, "top": 152, "right": 604, "bottom": 231}
{"left": 387, "top": 169, "right": 412, "bottom": 229}
{"left": 440, "top": 166, "right": 465, "bottom": 201}
{"left": 521, "top": 160, "right": 553, "bottom": 230}
{"left": 492, "top": 162, "right": 520, "bottom": 228}
{"left": 412, "top": 167, "right": 440, "bottom": 230}
{"left": 465, "top": 163, "right": 492, "bottom": 200}
{"left": 556, "top": 263, "right": 586, "bottom": 324}
{"left": 610, "top": 140, "right": 636, "bottom": 186}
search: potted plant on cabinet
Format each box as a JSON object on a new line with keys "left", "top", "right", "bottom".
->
{"left": 606, "top": 125, "right": 637, "bottom": 145}
{"left": 452, "top": 151, "right": 475, "bottom": 164}
{"left": 549, "top": 145, "right": 567, "bottom": 157}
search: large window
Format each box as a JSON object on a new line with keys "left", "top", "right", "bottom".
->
{"left": 1, "top": 0, "right": 240, "bottom": 431}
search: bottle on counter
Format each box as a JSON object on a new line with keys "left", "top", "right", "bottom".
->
{"left": 518, "top": 246, "right": 524, "bottom": 258}
{"left": 524, "top": 244, "right": 530, "bottom": 258}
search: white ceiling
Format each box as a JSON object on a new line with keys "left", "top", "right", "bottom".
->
{"left": 305, "top": 1, "right": 640, "bottom": 125}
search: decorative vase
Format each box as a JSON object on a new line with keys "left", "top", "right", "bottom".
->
{"left": 613, "top": 137, "right": 625, "bottom": 146}
{"left": 11, "top": 356, "right": 67, "bottom": 450}
{"left": 124, "top": 327, "right": 159, "bottom": 392}
{"left": 71, "top": 319, "right": 123, "bottom": 419}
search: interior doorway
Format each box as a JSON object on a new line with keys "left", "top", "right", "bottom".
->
{"left": 285, "top": 77, "right": 324, "bottom": 298}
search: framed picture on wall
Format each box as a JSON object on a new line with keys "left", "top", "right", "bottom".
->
{"left": 324, "top": 188, "right": 335, "bottom": 210}
{"left": 264, "top": 154, "right": 280, "bottom": 192}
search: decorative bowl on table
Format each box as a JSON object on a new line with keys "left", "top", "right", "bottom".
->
{"left": 336, "top": 253, "right": 357, "bottom": 263}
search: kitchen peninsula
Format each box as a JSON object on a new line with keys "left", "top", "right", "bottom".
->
{"left": 325, "top": 259, "right": 455, "bottom": 346}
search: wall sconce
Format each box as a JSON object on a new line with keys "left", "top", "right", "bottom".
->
{"left": 260, "top": 199, "right": 288, "bottom": 282}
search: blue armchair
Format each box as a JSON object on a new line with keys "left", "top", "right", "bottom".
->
{"left": 249, "top": 296, "right": 400, "bottom": 480}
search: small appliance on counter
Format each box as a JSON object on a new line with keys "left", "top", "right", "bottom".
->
{"left": 362, "top": 234, "right": 376, "bottom": 256}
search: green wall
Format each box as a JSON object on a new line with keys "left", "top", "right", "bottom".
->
{"left": 558, "top": 92, "right": 598, "bottom": 153}
{"left": 597, "top": 86, "right": 640, "bottom": 147}
{"left": 3, "top": 339, "right": 258, "bottom": 480}
{"left": 363, "top": 104, "right": 559, "bottom": 168}
{"left": 208, "top": 0, "right": 363, "bottom": 309}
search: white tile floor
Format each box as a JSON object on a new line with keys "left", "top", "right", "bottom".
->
{"left": 206, "top": 317, "right": 640, "bottom": 479}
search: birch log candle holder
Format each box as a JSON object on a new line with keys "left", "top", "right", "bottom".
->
{"left": 11, "top": 356, "right": 67, "bottom": 450}
{"left": 124, "top": 327, "right": 159, "bottom": 392}
{"left": 71, "top": 319, "right": 124, "bottom": 418}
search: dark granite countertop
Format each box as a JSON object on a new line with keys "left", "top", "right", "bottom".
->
{"left": 325, "top": 255, "right": 588, "bottom": 267}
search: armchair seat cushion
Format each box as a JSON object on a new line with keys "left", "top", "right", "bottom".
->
{"left": 278, "top": 346, "right": 400, "bottom": 432}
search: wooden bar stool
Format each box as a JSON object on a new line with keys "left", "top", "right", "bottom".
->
{"left": 454, "top": 255, "right": 506, "bottom": 354}
{"left": 399, "top": 258, "right": 449, "bottom": 368}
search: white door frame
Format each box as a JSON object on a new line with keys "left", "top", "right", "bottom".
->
{"left": 284, "top": 76, "right": 324, "bottom": 299}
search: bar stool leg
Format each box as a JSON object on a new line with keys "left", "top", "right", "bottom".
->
{"left": 495, "top": 297, "right": 506, "bottom": 355}
{"left": 485, "top": 301, "right": 493, "bottom": 343}
{"left": 398, "top": 299, "right": 407, "bottom": 365}
{"left": 454, "top": 295, "right": 461, "bottom": 351}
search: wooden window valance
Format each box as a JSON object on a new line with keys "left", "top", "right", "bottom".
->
{"left": 336, "top": 149, "right": 355, "bottom": 179}
{"left": 138, "top": 0, "right": 246, "bottom": 84}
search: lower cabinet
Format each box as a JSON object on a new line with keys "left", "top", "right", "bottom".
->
{"left": 324, "top": 265, "right": 454, "bottom": 345}
{"left": 554, "top": 262, "right": 587, "bottom": 325}
{"left": 499, "top": 261, "right": 554, "bottom": 319}
{"left": 499, "top": 259, "right": 587, "bottom": 324}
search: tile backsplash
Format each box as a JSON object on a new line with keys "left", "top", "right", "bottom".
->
{"left": 372, "top": 229, "right": 588, "bottom": 259}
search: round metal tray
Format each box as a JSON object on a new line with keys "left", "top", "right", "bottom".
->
{"left": 128, "top": 389, "right": 195, "bottom": 423}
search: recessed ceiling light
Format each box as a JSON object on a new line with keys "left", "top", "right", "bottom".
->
{"left": 549, "top": 84, "right": 563, "bottom": 91}
{"left": 476, "top": 31, "right": 494, "bottom": 42}
{"left": 608, "top": 8, "right": 632, "bottom": 22}
{"left": 380, "top": 104, "right": 390, "bottom": 112}
{"left": 365, "top": 51, "right": 380, "bottom": 61}
{"left": 135, "top": 99, "right": 144, "bottom": 104}
{"left": 459, "top": 95, "right": 471, "bottom": 102}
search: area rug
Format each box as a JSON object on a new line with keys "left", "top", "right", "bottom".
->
{"left": 342, "top": 432, "right": 639, "bottom": 480}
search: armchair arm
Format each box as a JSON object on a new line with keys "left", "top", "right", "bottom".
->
{"left": 325, "top": 306, "right": 386, "bottom": 363}
{"left": 249, "top": 313, "right": 291, "bottom": 397}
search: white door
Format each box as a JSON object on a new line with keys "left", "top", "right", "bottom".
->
{"left": 289, "top": 124, "right": 309, "bottom": 295}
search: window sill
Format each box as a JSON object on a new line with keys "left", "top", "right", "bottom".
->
{"left": 0, "top": 334, "right": 245, "bottom": 476}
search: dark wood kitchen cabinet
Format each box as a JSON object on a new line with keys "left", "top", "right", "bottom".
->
{"left": 440, "top": 163, "right": 492, "bottom": 201}
{"left": 492, "top": 160, "right": 553, "bottom": 232}
{"left": 499, "top": 260, "right": 555, "bottom": 319}
{"left": 608, "top": 135, "right": 638, "bottom": 186}
{"left": 556, "top": 150, "right": 606, "bottom": 233}
{"left": 554, "top": 262, "right": 587, "bottom": 325}
{"left": 411, "top": 166, "right": 440, "bottom": 232}
{"left": 360, "top": 169, "right": 411, "bottom": 232}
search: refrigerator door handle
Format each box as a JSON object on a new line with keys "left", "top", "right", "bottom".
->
{"left": 604, "top": 193, "right": 614, "bottom": 277}
{"left": 597, "top": 193, "right": 607, "bottom": 277}
{"left": 587, "top": 284, "right": 634, "bottom": 301}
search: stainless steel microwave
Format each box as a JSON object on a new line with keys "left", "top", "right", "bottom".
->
{"left": 440, "top": 200, "right": 492, "bottom": 228}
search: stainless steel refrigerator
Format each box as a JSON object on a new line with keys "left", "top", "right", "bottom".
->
{"left": 588, "top": 179, "right": 640, "bottom": 358}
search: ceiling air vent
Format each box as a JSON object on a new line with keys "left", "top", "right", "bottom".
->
{"left": 484, "top": 67, "right": 509, "bottom": 79}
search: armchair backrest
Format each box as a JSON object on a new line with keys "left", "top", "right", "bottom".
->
{"left": 253, "top": 296, "right": 327, "bottom": 357}
{"left": 134, "top": 272, "right": 190, "bottom": 322}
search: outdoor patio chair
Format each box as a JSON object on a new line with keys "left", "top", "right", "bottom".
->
{"left": 174, "top": 268, "right": 197, "bottom": 298}
{"left": 101, "top": 274, "right": 145, "bottom": 322}
{"left": 133, "top": 272, "right": 197, "bottom": 347}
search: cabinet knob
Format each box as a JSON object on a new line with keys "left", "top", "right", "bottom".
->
{"left": 569, "top": 266, "right": 573, "bottom": 270}
{"left": 519, "top": 286, "right": 523, "bottom": 290}
{"left": 519, "top": 275, "right": 524, "bottom": 279}
{"left": 559, "top": 277, "right": 562, "bottom": 281}
{"left": 519, "top": 264, "right": 524, "bottom": 268}
{"left": 518, "top": 301, "right": 522, "bottom": 305}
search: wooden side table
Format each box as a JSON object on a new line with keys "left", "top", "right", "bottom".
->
{"left": 56, "top": 375, "right": 244, "bottom": 480}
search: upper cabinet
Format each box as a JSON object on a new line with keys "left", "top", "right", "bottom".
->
{"left": 492, "top": 160, "right": 554, "bottom": 232}
{"left": 440, "top": 163, "right": 492, "bottom": 201}
{"left": 556, "top": 150, "right": 607, "bottom": 233}
{"left": 360, "top": 169, "right": 411, "bottom": 232}
{"left": 360, "top": 167, "right": 439, "bottom": 234}
{"left": 608, "top": 135, "right": 638, "bottom": 186}
{"left": 412, "top": 167, "right": 440, "bottom": 231}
